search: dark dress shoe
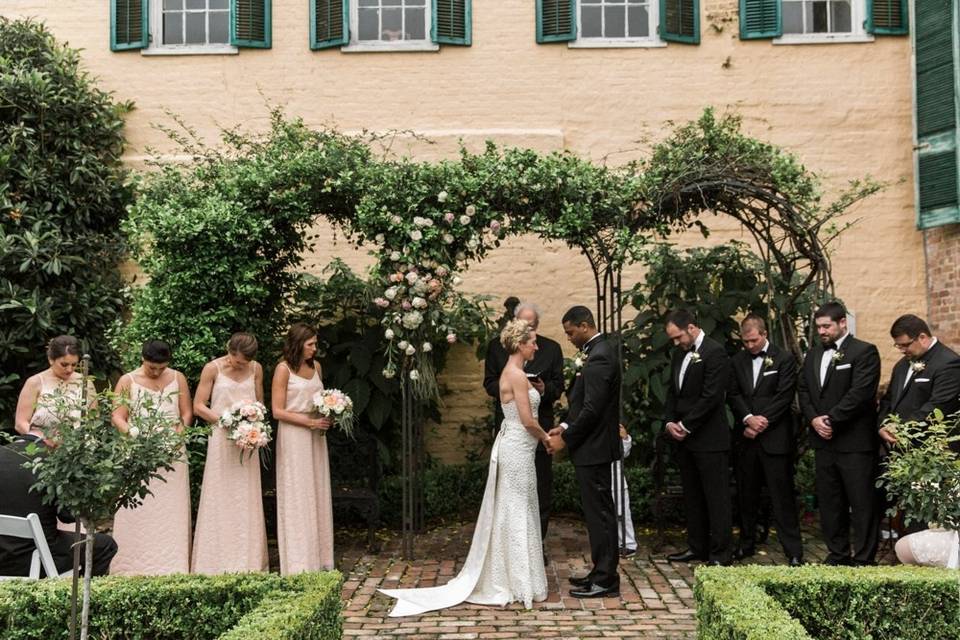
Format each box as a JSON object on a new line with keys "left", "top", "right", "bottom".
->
{"left": 788, "top": 556, "right": 803, "bottom": 567}
{"left": 620, "top": 547, "right": 637, "bottom": 559}
{"left": 568, "top": 574, "right": 592, "bottom": 587}
{"left": 666, "top": 549, "right": 704, "bottom": 563}
{"left": 707, "top": 560, "right": 732, "bottom": 567}
{"left": 733, "top": 546, "right": 755, "bottom": 561}
{"left": 569, "top": 582, "right": 620, "bottom": 598}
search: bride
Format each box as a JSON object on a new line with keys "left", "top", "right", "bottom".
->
{"left": 380, "top": 319, "right": 551, "bottom": 616}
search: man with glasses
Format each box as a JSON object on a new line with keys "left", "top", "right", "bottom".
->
{"left": 878, "top": 314, "right": 960, "bottom": 445}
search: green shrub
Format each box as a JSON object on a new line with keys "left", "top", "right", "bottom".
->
{"left": 695, "top": 565, "right": 960, "bottom": 640}
{"left": 0, "top": 571, "right": 342, "bottom": 640}
{"left": 0, "top": 17, "right": 132, "bottom": 425}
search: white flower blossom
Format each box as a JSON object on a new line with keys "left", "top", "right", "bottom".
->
{"left": 412, "top": 296, "right": 428, "bottom": 309}
{"left": 405, "top": 345, "right": 416, "bottom": 356}
{"left": 413, "top": 216, "right": 433, "bottom": 227}
{"left": 398, "top": 340, "right": 410, "bottom": 350}
{"left": 452, "top": 276, "right": 463, "bottom": 286}
{"left": 384, "top": 287, "right": 399, "bottom": 301}
{"left": 465, "top": 204, "right": 476, "bottom": 216}
{"left": 402, "top": 311, "right": 424, "bottom": 330}
{"left": 375, "top": 233, "right": 385, "bottom": 244}
{"left": 391, "top": 215, "right": 403, "bottom": 226}
{"left": 422, "top": 342, "right": 433, "bottom": 353}
{"left": 442, "top": 233, "right": 455, "bottom": 245}
{"left": 409, "top": 229, "right": 423, "bottom": 242}
{"left": 459, "top": 215, "right": 471, "bottom": 225}
{"left": 437, "top": 191, "right": 449, "bottom": 203}
{"left": 128, "top": 426, "right": 140, "bottom": 438}
{"left": 410, "top": 370, "right": 420, "bottom": 381}
{"left": 405, "top": 271, "right": 419, "bottom": 285}
{"left": 382, "top": 368, "right": 396, "bottom": 379}
{"left": 384, "top": 328, "right": 395, "bottom": 340}
{"left": 390, "top": 251, "right": 402, "bottom": 261}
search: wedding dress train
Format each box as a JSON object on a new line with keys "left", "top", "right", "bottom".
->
{"left": 379, "top": 387, "right": 548, "bottom": 616}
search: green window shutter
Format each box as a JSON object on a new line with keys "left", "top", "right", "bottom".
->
{"left": 914, "top": 0, "right": 960, "bottom": 229}
{"left": 866, "top": 0, "right": 908, "bottom": 35}
{"left": 660, "top": 0, "right": 700, "bottom": 44}
{"left": 739, "top": 0, "right": 780, "bottom": 39}
{"left": 110, "top": 0, "right": 148, "bottom": 51}
{"left": 311, "top": 0, "right": 349, "bottom": 49}
{"left": 536, "top": 0, "right": 576, "bottom": 43}
{"left": 432, "top": 0, "right": 471, "bottom": 45}
{"left": 231, "top": 0, "right": 272, "bottom": 48}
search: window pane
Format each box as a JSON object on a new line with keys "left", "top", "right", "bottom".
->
{"left": 604, "top": 4, "right": 626, "bottom": 37}
{"left": 627, "top": 5, "right": 649, "bottom": 36}
{"left": 581, "top": 5, "right": 602, "bottom": 37}
{"left": 406, "top": 7, "right": 426, "bottom": 39}
{"left": 185, "top": 11, "right": 206, "bottom": 43}
{"left": 830, "top": 0, "right": 851, "bottom": 32}
{"left": 582, "top": 0, "right": 601, "bottom": 3}
{"left": 185, "top": 0, "right": 205, "bottom": 9}
{"left": 407, "top": 0, "right": 426, "bottom": 5}
{"left": 358, "top": 0, "right": 379, "bottom": 5}
{"left": 810, "top": 1, "right": 828, "bottom": 32}
{"left": 209, "top": 11, "right": 229, "bottom": 43}
{"left": 210, "top": 0, "right": 229, "bottom": 8}
{"left": 782, "top": 1, "right": 803, "bottom": 33}
{"left": 163, "top": 12, "right": 184, "bottom": 44}
{"left": 381, "top": 7, "right": 403, "bottom": 39}
{"left": 163, "top": 0, "right": 183, "bottom": 9}
{"left": 607, "top": 0, "right": 626, "bottom": 3}
{"left": 383, "top": 0, "right": 402, "bottom": 5}
{"left": 358, "top": 9, "right": 379, "bottom": 39}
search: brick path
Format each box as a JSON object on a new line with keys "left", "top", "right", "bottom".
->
{"left": 335, "top": 514, "right": 897, "bottom": 639}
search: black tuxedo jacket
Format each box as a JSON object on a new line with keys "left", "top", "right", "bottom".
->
{"left": 483, "top": 334, "right": 565, "bottom": 429}
{"left": 728, "top": 343, "right": 798, "bottom": 455}
{"left": 0, "top": 439, "right": 72, "bottom": 576}
{"left": 664, "top": 334, "right": 732, "bottom": 452}
{"left": 878, "top": 340, "right": 960, "bottom": 427}
{"left": 562, "top": 335, "right": 622, "bottom": 466}
{"left": 798, "top": 335, "right": 880, "bottom": 452}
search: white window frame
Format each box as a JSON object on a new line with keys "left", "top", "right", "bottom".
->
{"left": 342, "top": 0, "right": 439, "bottom": 53}
{"left": 142, "top": 0, "right": 238, "bottom": 56}
{"left": 569, "top": 0, "right": 666, "bottom": 48}
{"left": 774, "top": 0, "right": 875, "bottom": 45}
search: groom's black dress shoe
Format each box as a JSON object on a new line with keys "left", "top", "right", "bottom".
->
{"left": 666, "top": 549, "right": 705, "bottom": 563}
{"left": 732, "top": 545, "right": 755, "bottom": 561}
{"left": 788, "top": 556, "right": 804, "bottom": 567}
{"left": 568, "top": 574, "right": 592, "bottom": 587}
{"left": 569, "top": 582, "right": 620, "bottom": 599}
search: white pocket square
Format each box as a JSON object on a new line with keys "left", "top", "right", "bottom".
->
{"left": 835, "top": 363, "right": 852, "bottom": 370}
{"left": 762, "top": 370, "right": 778, "bottom": 376}
{"left": 915, "top": 378, "right": 931, "bottom": 383}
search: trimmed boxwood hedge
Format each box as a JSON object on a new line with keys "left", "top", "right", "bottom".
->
{"left": 695, "top": 565, "right": 960, "bottom": 640}
{"left": 0, "top": 571, "right": 342, "bottom": 640}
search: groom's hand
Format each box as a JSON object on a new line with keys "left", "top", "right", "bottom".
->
{"left": 548, "top": 426, "right": 564, "bottom": 437}
{"left": 665, "top": 422, "right": 687, "bottom": 441}
{"left": 548, "top": 434, "right": 566, "bottom": 453}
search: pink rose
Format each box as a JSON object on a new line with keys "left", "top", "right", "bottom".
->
{"left": 446, "top": 333, "right": 457, "bottom": 344}
{"left": 490, "top": 220, "right": 501, "bottom": 233}
{"left": 402, "top": 300, "right": 413, "bottom": 310}
{"left": 373, "top": 297, "right": 390, "bottom": 308}
{"left": 444, "top": 212, "right": 455, "bottom": 224}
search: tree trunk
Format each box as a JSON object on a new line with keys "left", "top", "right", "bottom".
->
{"left": 79, "top": 519, "right": 94, "bottom": 640}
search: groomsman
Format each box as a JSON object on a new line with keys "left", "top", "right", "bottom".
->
{"left": 878, "top": 314, "right": 960, "bottom": 443}
{"left": 727, "top": 314, "right": 803, "bottom": 566}
{"left": 797, "top": 302, "right": 880, "bottom": 565}
{"left": 663, "top": 309, "right": 733, "bottom": 566}
{"left": 483, "top": 301, "right": 564, "bottom": 541}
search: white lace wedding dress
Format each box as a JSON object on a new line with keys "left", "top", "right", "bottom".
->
{"left": 379, "top": 387, "right": 548, "bottom": 617}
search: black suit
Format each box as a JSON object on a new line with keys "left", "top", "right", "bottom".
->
{"left": 562, "top": 334, "right": 621, "bottom": 588}
{"left": 878, "top": 340, "right": 960, "bottom": 427}
{"left": 727, "top": 342, "right": 803, "bottom": 558}
{"left": 484, "top": 334, "right": 564, "bottom": 539}
{"left": 798, "top": 334, "right": 881, "bottom": 565}
{"left": 664, "top": 334, "right": 733, "bottom": 563}
{"left": 0, "top": 438, "right": 117, "bottom": 577}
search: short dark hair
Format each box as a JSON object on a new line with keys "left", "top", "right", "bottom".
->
{"left": 47, "top": 335, "right": 81, "bottom": 361}
{"left": 665, "top": 309, "right": 697, "bottom": 330}
{"left": 141, "top": 340, "right": 172, "bottom": 364}
{"left": 813, "top": 301, "right": 846, "bottom": 323}
{"left": 890, "top": 314, "right": 931, "bottom": 340}
{"left": 741, "top": 313, "right": 768, "bottom": 334}
{"left": 562, "top": 305, "right": 596, "bottom": 328}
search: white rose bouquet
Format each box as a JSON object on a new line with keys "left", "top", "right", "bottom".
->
{"left": 312, "top": 388, "right": 356, "bottom": 438}
{"left": 218, "top": 400, "right": 272, "bottom": 464}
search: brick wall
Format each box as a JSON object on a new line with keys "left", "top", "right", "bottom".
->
{"left": 925, "top": 225, "right": 960, "bottom": 347}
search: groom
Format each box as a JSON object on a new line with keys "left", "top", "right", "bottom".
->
{"left": 548, "top": 305, "right": 621, "bottom": 598}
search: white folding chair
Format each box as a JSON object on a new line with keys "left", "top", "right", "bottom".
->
{"left": 0, "top": 513, "right": 71, "bottom": 579}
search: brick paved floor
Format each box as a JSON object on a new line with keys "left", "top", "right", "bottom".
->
{"left": 335, "top": 514, "right": 898, "bottom": 639}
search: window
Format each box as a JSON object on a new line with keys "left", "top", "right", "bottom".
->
{"left": 537, "top": 0, "right": 694, "bottom": 47}
{"left": 158, "top": 0, "right": 230, "bottom": 47}
{"left": 310, "top": 0, "right": 470, "bottom": 51}
{"left": 578, "top": 0, "right": 659, "bottom": 42}
{"left": 781, "top": 0, "right": 854, "bottom": 35}
{"left": 357, "top": 0, "right": 428, "bottom": 43}
{"left": 740, "top": 0, "right": 906, "bottom": 42}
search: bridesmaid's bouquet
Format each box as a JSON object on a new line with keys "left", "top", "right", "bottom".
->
{"left": 218, "top": 400, "right": 272, "bottom": 463}
{"left": 311, "top": 389, "right": 355, "bottom": 438}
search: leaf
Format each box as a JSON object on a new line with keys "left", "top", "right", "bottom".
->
{"left": 343, "top": 378, "right": 371, "bottom": 416}
{"left": 350, "top": 342, "right": 372, "bottom": 377}
{"left": 366, "top": 392, "right": 391, "bottom": 429}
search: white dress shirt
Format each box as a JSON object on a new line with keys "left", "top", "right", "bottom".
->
{"left": 904, "top": 337, "right": 938, "bottom": 388}
{"left": 678, "top": 330, "right": 705, "bottom": 389}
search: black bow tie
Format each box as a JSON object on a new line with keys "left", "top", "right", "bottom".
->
{"left": 752, "top": 351, "right": 767, "bottom": 360}
{"left": 823, "top": 342, "right": 837, "bottom": 351}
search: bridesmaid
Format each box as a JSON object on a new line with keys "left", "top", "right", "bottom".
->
{"left": 191, "top": 332, "right": 269, "bottom": 574}
{"left": 14, "top": 335, "right": 94, "bottom": 437}
{"left": 110, "top": 340, "right": 193, "bottom": 575}
{"left": 273, "top": 323, "right": 334, "bottom": 575}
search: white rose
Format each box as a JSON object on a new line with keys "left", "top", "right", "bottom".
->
{"left": 405, "top": 345, "right": 416, "bottom": 356}
{"left": 398, "top": 340, "right": 409, "bottom": 350}
{"left": 465, "top": 205, "right": 476, "bottom": 216}
{"left": 422, "top": 342, "right": 433, "bottom": 353}
{"left": 412, "top": 296, "right": 428, "bottom": 309}
{"left": 459, "top": 215, "right": 471, "bottom": 225}
{"left": 402, "top": 311, "right": 424, "bottom": 330}
{"left": 442, "top": 233, "right": 454, "bottom": 245}
{"left": 375, "top": 233, "right": 385, "bottom": 243}
{"left": 390, "top": 251, "right": 402, "bottom": 261}
{"left": 438, "top": 191, "right": 449, "bottom": 203}
{"left": 410, "top": 370, "right": 420, "bottom": 381}
{"left": 384, "top": 287, "right": 398, "bottom": 300}
{"left": 128, "top": 426, "right": 140, "bottom": 438}
{"left": 382, "top": 368, "right": 396, "bottom": 379}
{"left": 410, "top": 230, "right": 423, "bottom": 242}
{"left": 467, "top": 236, "right": 479, "bottom": 249}
{"left": 452, "top": 276, "right": 463, "bottom": 286}
{"left": 385, "top": 328, "right": 395, "bottom": 340}
{"left": 405, "top": 271, "right": 419, "bottom": 285}
{"left": 391, "top": 215, "right": 403, "bottom": 225}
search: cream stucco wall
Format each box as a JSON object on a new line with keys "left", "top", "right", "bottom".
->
{"left": 4, "top": 0, "right": 922, "bottom": 461}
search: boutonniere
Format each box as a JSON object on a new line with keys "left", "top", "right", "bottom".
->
{"left": 910, "top": 360, "right": 926, "bottom": 373}
{"left": 563, "top": 350, "right": 588, "bottom": 385}
{"left": 763, "top": 356, "right": 774, "bottom": 368}
{"left": 831, "top": 351, "right": 844, "bottom": 364}
{"left": 689, "top": 352, "right": 702, "bottom": 364}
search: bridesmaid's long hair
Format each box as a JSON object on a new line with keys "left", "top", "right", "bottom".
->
{"left": 281, "top": 323, "right": 317, "bottom": 372}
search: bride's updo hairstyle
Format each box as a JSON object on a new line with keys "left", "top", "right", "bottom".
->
{"left": 500, "top": 319, "right": 534, "bottom": 354}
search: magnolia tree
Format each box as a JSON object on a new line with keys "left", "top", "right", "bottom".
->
{"left": 25, "top": 387, "right": 183, "bottom": 640}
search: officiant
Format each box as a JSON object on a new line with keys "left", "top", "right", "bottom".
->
{"left": 483, "top": 300, "right": 564, "bottom": 541}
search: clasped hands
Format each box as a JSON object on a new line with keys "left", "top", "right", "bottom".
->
{"left": 743, "top": 415, "right": 769, "bottom": 440}
{"left": 811, "top": 415, "right": 833, "bottom": 440}
{"left": 543, "top": 426, "right": 566, "bottom": 455}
